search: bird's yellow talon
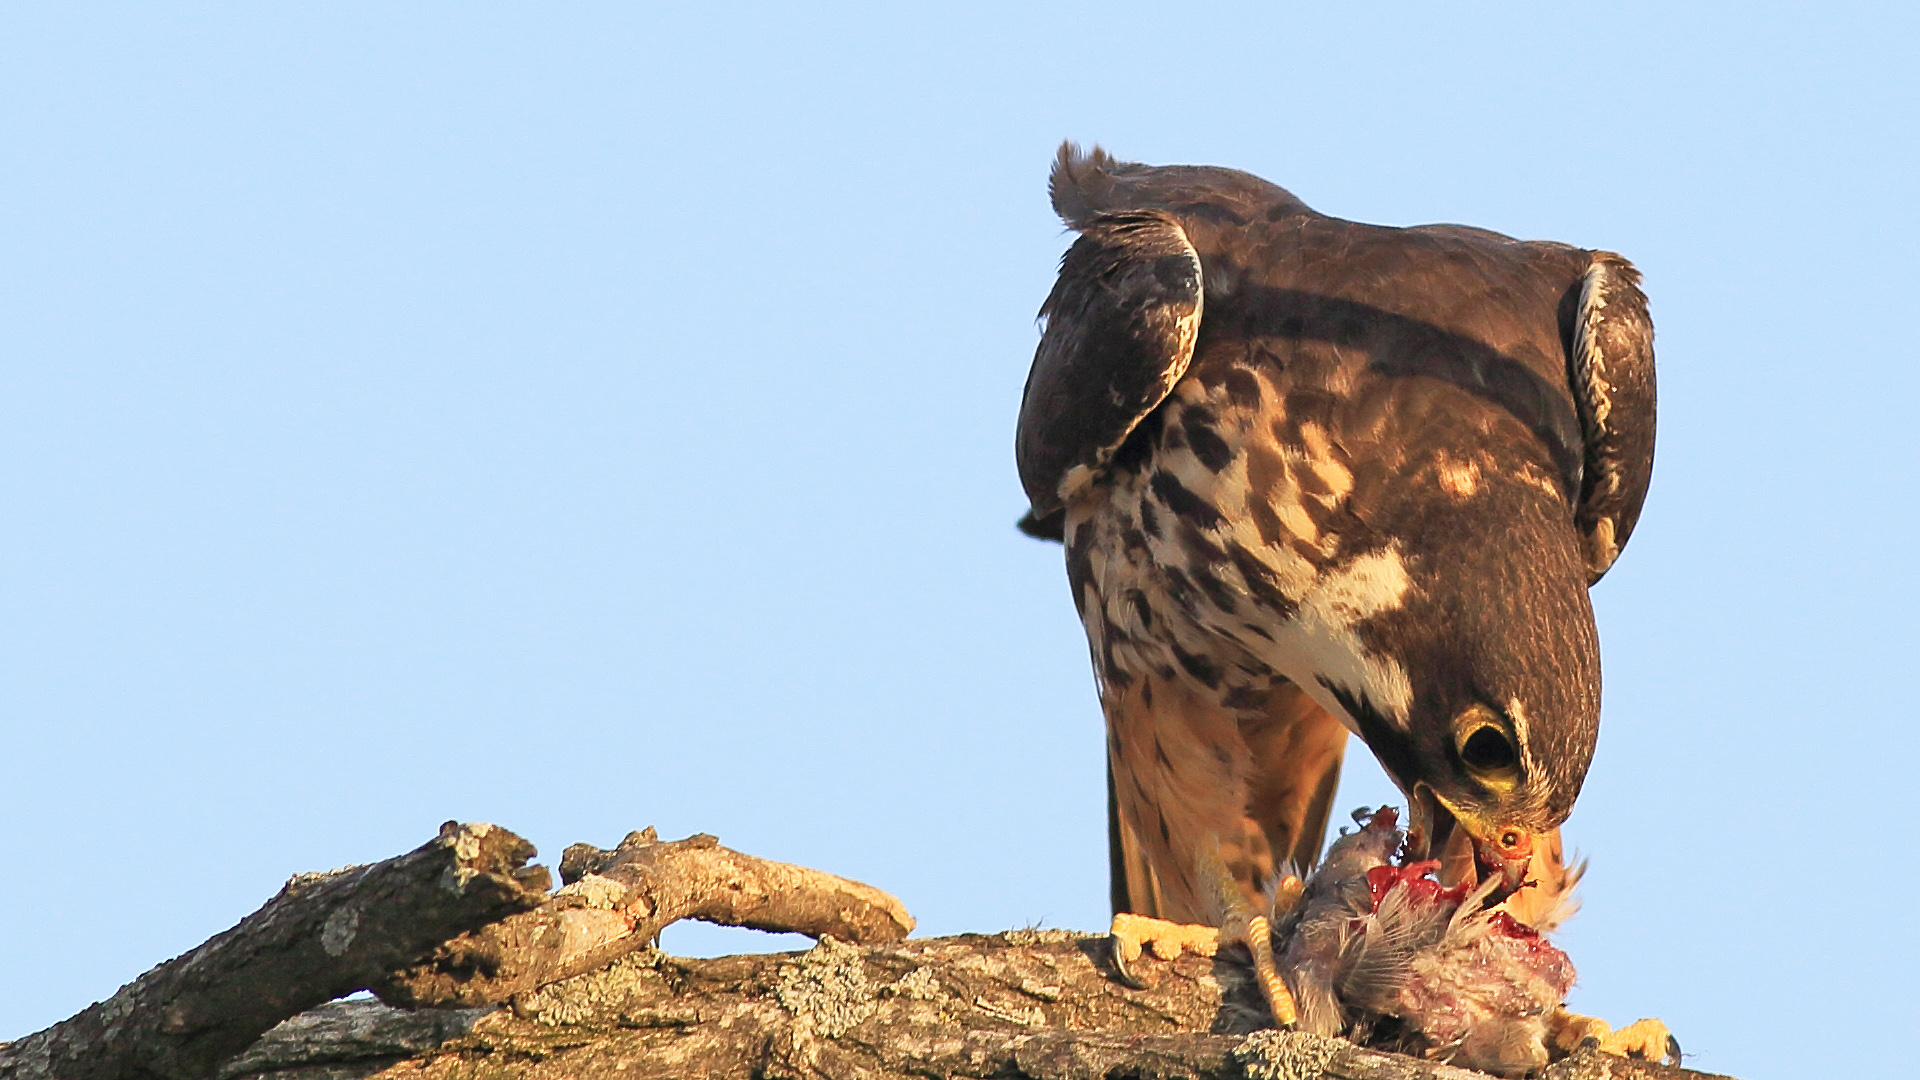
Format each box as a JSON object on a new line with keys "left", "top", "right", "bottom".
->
{"left": 1107, "top": 908, "right": 1297, "bottom": 1027}
{"left": 1198, "top": 843, "right": 1298, "bottom": 1026}
{"left": 1550, "top": 1009, "right": 1679, "bottom": 1065}
{"left": 1109, "top": 939, "right": 1146, "bottom": 989}
{"left": 1601, "top": 1018, "right": 1681, "bottom": 1063}
{"left": 1108, "top": 911, "right": 1219, "bottom": 987}
{"left": 1269, "top": 873, "right": 1305, "bottom": 919}
{"left": 1109, "top": 911, "right": 1218, "bottom": 988}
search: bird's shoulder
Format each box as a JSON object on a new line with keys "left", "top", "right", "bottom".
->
{"left": 1032, "top": 148, "right": 1653, "bottom": 579}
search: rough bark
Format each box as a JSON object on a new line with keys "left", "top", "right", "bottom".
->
{"left": 375, "top": 828, "right": 915, "bottom": 1008}
{"left": 2, "top": 823, "right": 1732, "bottom": 1080}
{"left": 0, "top": 823, "right": 550, "bottom": 1080}
{"left": 225, "top": 931, "right": 1730, "bottom": 1080}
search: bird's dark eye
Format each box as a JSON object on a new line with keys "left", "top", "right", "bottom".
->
{"left": 1459, "top": 726, "right": 1518, "bottom": 773}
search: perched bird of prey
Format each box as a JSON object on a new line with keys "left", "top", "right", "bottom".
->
{"left": 1016, "top": 144, "right": 1655, "bottom": 926}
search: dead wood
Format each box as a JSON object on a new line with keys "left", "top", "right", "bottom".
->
{"left": 374, "top": 828, "right": 915, "bottom": 1009}
{"left": 2, "top": 822, "right": 1734, "bottom": 1080}
{"left": 0, "top": 822, "right": 549, "bottom": 1080}
{"left": 226, "top": 931, "right": 1731, "bottom": 1080}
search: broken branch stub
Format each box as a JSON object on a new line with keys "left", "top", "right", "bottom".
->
{"left": 0, "top": 822, "right": 550, "bottom": 1080}
{"left": 375, "top": 829, "right": 915, "bottom": 1008}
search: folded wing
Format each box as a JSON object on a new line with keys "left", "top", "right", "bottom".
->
{"left": 1015, "top": 208, "right": 1203, "bottom": 540}
{"left": 1566, "top": 253, "right": 1656, "bottom": 581}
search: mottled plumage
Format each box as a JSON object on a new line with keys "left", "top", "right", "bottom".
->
{"left": 1017, "top": 145, "right": 1655, "bottom": 920}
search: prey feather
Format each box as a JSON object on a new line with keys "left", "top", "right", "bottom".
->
{"left": 1267, "top": 807, "right": 1577, "bottom": 1078}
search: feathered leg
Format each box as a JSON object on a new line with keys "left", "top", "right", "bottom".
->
{"left": 1107, "top": 674, "right": 1344, "bottom": 922}
{"left": 1103, "top": 673, "right": 1340, "bottom": 1025}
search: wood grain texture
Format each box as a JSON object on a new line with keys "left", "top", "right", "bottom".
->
{"left": 227, "top": 933, "right": 1730, "bottom": 1080}
{"left": 375, "top": 829, "right": 914, "bottom": 1009}
{"left": 0, "top": 822, "right": 549, "bottom": 1080}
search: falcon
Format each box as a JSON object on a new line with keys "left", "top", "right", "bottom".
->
{"left": 1016, "top": 145, "right": 1655, "bottom": 933}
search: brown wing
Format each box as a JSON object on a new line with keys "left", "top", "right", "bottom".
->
{"left": 1015, "top": 208, "right": 1202, "bottom": 539}
{"left": 1107, "top": 673, "right": 1347, "bottom": 920}
{"left": 1034, "top": 147, "right": 1657, "bottom": 914}
{"left": 1564, "top": 253, "right": 1656, "bottom": 581}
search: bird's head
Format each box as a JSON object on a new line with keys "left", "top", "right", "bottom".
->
{"left": 1399, "top": 697, "right": 1580, "bottom": 902}
{"left": 1314, "top": 475, "right": 1601, "bottom": 901}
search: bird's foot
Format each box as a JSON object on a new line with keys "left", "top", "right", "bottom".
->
{"left": 1108, "top": 912, "right": 1218, "bottom": 988}
{"left": 1195, "top": 840, "right": 1300, "bottom": 1026}
{"left": 1216, "top": 907, "right": 1296, "bottom": 1027}
{"left": 1108, "top": 891, "right": 1300, "bottom": 1025}
{"left": 1549, "top": 1008, "right": 1680, "bottom": 1064}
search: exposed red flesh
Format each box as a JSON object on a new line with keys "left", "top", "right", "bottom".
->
{"left": 1365, "top": 860, "right": 1471, "bottom": 911}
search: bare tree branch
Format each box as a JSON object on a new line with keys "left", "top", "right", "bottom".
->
{"left": 1, "top": 823, "right": 1731, "bottom": 1080}
{"left": 0, "top": 823, "right": 549, "bottom": 1080}
{"left": 374, "top": 828, "right": 915, "bottom": 1009}
{"left": 233, "top": 931, "right": 1729, "bottom": 1080}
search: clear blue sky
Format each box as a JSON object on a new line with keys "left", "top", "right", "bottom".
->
{"left": 3, "top": 5, "right": 1914, "bottom": 1077}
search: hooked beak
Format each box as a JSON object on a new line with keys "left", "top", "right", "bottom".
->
{"left": 1405, "top": 783, "right": 1450, "bottom": 861}
{"left": 1409, "top": 784, "right": 1533, "bottom": 904}
{"left": 1469, "top": 828, "right": 1533, "bottom": 903}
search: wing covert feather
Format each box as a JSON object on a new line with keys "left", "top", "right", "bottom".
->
{"left": 1016, "top": 211, "right": 1202, "bottom": 532}
{"left": 1566, "top": 253, "right": 1656, "bottom": 581}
